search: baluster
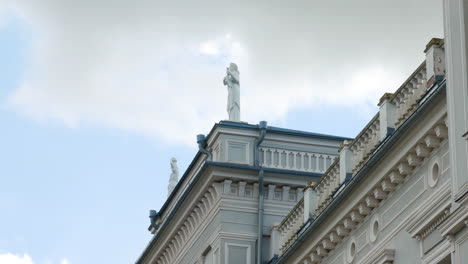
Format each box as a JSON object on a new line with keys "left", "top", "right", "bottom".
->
{"left": 321, "top": 154, "right": 325, "bottom": 171}
{"left": 300, "top": 153, "right": 304, "bottom": 170}
{"left": 293, "top": 152, "right": 297, "bottom": 170}
{"left": 270, "top": 149, "right": 276, "bottom": 167}
{"left": 315, "top": 154, "right": 320, "bottom": 172}
{"left": 277, "top": 150, "right": 280, "bottom": 168}
{"left": 259, "top": 147, "right": 264, "bottom": 166}
{"left": 262, "top": 148, "right": 267, "bottom": 166}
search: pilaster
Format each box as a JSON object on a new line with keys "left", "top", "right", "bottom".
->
{"left": 444, "top": 0, "right": 468, "bottom": 201}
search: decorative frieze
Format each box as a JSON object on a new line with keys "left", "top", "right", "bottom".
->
{"left": 321, "top": 238, "right": 335, "bottom": 250}
{"left": 380, "top": 180, "right": 395, "bottom": 192}
{"left": 358, "top": 203, "right": 371, "bottom": 216}
{"left": 388, "top": 171, "right": 404, "bottom": 184}
{"left": 336, "top": 225, "right": 349, "bottom": 237}
{"left": 415, "top": 144, "right": 430, "bottom": 157}
{"left": 424, "top": 134, "right": 440, "bottom": 149}
{"left": 329, "top": 231, "right": 342, "bottom": 244}
{"left": 373, "top": 187, "right": 387, "bottom": 200}
{"left": 350, "top": 211, "right": 363, "bottom": 223}
{"left": 365, "top": 196, "right": 379, "bottom": 208}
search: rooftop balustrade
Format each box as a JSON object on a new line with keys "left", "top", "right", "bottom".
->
{"left": 259, "top": 147, "right": 337, "bottom": 173}
{"left": 392, "top": 63, "right": 428, "bottom": 128}
{"left": 275, "top": 38, "right": 446, "bottom": 256}
{"left": 350, "top": 115, "right": 381, "bottom": 173}
{"left": 277, "top": 197, "right": 305, "bottom": 254}
{"left": 314, "top": 159, "right": 341, "bottom": 214}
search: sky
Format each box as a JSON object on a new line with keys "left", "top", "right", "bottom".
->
{"left": 0, "top": 1, "right": 444, "bottom": 264}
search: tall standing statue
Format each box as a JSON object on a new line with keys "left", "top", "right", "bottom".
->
{"left": 223, "top": 63, "right": 240, "bottom": 122}
{"left": 167, "top": 157, "right": 179, "bottom": 197}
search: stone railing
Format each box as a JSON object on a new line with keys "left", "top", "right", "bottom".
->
{"left": 314, "top": 159, "right": 341, "bottom": 214}
{"left": 312, "top": 61, "right": 431, "bottom": 215}
{"left": 278, "top": 197, "right": 304, "bottom": 254}
{"left": 391, "top": 62, "right": 428, "bottom": 127}
{"left": 259, "top": 147, "right": 337, "bottom": 173}
{"left": 350, "top": 115, "right": 381, "bottom": 173}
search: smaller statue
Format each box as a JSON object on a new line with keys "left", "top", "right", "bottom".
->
{"left": 223, "top": 63, "right": 240, "bottom": 121}
{"left": 167, "top": 157, "right": 179, "bottom": 197}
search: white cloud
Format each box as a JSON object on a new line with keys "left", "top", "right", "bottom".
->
{"left": 59, "top": 258, "right": 71, "bottom": 264}
{"left": 0, "top": 0, "right": 443, "bottom": 145}
{"left": 0, "top": 253, "right": 34, "bottom": 264}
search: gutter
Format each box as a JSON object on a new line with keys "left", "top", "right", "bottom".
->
{"left": 205, "top": 121, "right": 352, "bottom": 142}
{"left": 256, "top": 121, "right": 268, "bottom": 264}
{"left": 276, "top": 81, "right": 446, "bottom": 263}
{"left": 197, "top": 134, "right": 213, "bottom": 160}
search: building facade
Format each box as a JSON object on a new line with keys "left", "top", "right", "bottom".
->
{"left": 137, "top": 1, "right": 468, "bottom": 263}
{"left": 138, "top": 121, "right": 349, "bottom": 264}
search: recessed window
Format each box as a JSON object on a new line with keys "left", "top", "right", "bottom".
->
{"left": 373, "top": 220, "right": 379, "bottom": 235}
{"left": 438, "top": 254, "right": 451, "bottom": 264}
{"left": 370, "top": 214, "right": 380, "bottom": 243}
{"left": 432, "top": 163, "right": 440, "bottom": 182}
{"left": 274, "top": 190, "right": 282, "bottom": 200}
{"left": 428, "top": 159, "right": 441, "bottom": 188}
{"left": 350, "top": 242, "right": 356, "bottom": 256}
{"left": 289, "top": 193, "right": 296, "bottom": 201}
{"left": 347, "top": 237, "right": 357, "bottom": 263}
{"left": 245, "top": 186, "right": 253, "bottom": 197}
{"left": 230, "top": 184, "right": 238, "bottom": 195}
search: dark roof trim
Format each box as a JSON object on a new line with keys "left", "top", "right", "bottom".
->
{"left": 209, "top": 121, "right": 352, "bottom": 141}
{"left": 206, "top": 161, "right": 324, "bottom": 178}
{"left": 156, "top": 152, "right": 203, "bottom": 218}
{"left": 277, "top": 81, "right": 446, "bottom": 263}
{"left": 136, "top": 159, "right": 208, "bottom": 264}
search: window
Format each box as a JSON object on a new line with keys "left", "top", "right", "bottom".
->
{"left": 289, "top": 192, "right": 296, "bottom": 201}
{"left": 245, "top": 186, "right": 253, "bottom": 197}
{"left": 230, "top": 184, "right": 238, "bottom": 195}
{"left": 369, "top": 214, "right": 380, "bottom": 243}
{"left": 274, "top": 190, "right": 282, "bottom": 200}
{"left": 437, "top": 255, "right": 451, "bottom": 264}
{"left": 428, "top": 161, "right": 440, "bottom": 188}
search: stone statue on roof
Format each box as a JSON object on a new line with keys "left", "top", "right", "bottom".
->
{"left": 223, "top": 63, "right": 240, "bottom": 122}
{"left": 167, "top": 157, "right": 179, "bottom": 197}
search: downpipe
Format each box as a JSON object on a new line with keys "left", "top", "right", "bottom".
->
{"left": 197, "top": 134, "right": 212, "bottom": 161}
{"left": 256, "top": 121, "right": 267, "bottom": 264}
